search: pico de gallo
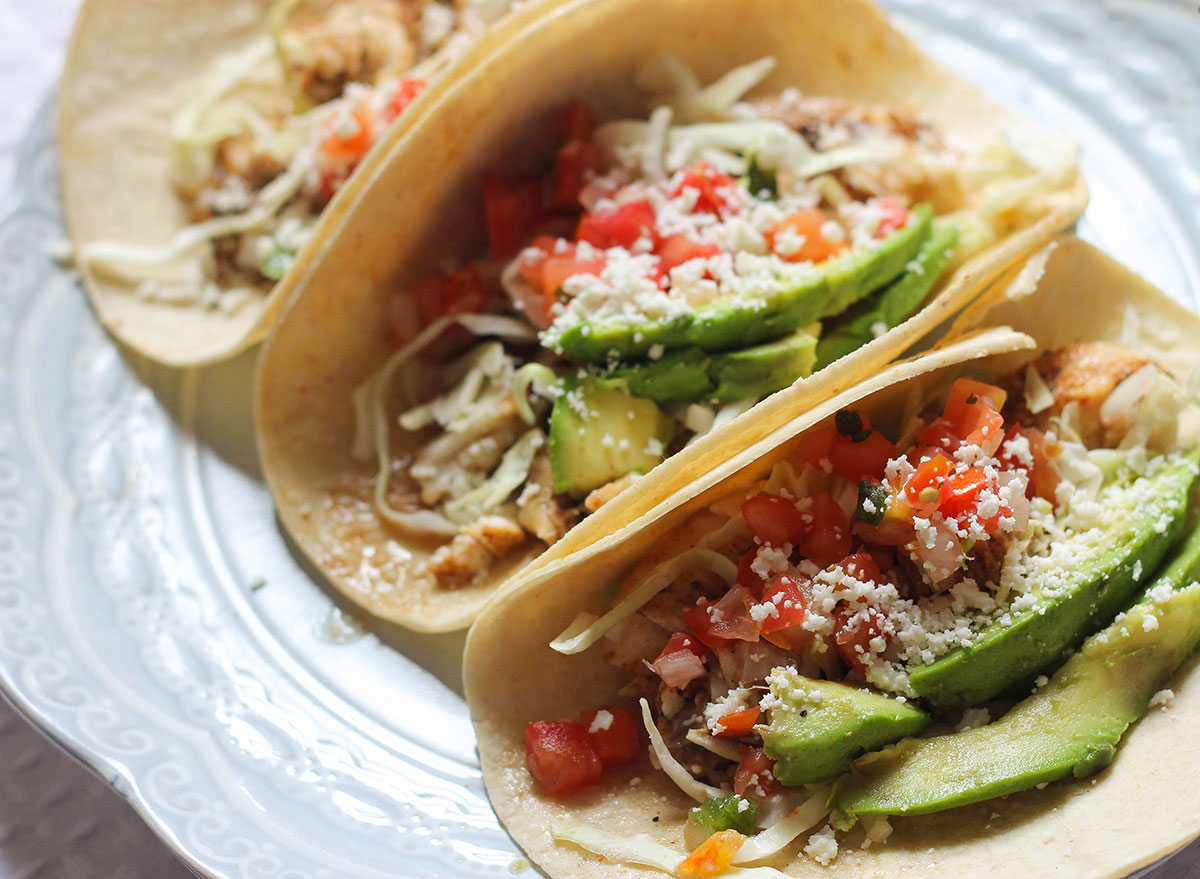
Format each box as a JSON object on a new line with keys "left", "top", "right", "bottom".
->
{"left": 352, "top": 55, "right": 1070, "bottom": 594}
{"left": 523, "top": 342, "right": 1200, "bottom": 870}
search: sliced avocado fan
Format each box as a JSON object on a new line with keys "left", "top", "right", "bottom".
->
{"left": 908, "top": 451, "right": 1200, "bottom": 708}
{"left": 832, "top": 510, "right": 1200, "bottom": 822}
{"left": 551, "top": 204, "right": 934, "bottom": 364}
{"left": 813, "top": 221, "right": 959, "bottom": 372}
{"left": 609, "top": 328, "right": 818, "bottom": 404}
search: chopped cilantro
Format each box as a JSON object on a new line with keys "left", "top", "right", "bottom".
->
{"left": 856, "top": 480, "right": 888, "bottom": 526}
{"left": 836, "top": 410, "right": 864, "bottom": 437}
{"left": 745, "top": 154, "right": 778, "bottom": 200}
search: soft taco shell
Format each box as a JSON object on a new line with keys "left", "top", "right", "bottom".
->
{"left": 57, "top": 0, "right": 480, "bottom": 366}
{"left": 464, "top": 237, "right": 1200, "bottom": 878}
{"left": 254, "top": 0, "right": 1086, "bottom": 632}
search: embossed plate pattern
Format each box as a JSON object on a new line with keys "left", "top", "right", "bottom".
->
{"left": 1, "top": 1, "right": 1198, "bottom": 877}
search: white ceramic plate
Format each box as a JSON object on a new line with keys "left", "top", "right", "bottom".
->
{"left": 2, "top": 0, "right": 1199, "bottom": 876}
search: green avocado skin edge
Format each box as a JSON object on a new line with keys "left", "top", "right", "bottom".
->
{"left": 908, "top": 453, "right": 1200, "bottom": 709}
{"left": 552, "top": 204, "right": 934, "bottom": 364}
{"left": 832, "top": 511, "right": 1200, "bottom": 821}
{"left": 812, "top": 221, "right": 959, "bottom": 372}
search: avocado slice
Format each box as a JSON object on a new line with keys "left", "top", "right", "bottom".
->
{"left": 710, "top": 329, "right": 819, "bottom": 402}
{"left": 551, "top": 204, "right": 934, "bottom": 364}
{"left": 609, "top": 329, "right": 818, "bottom": 405}
{"left": 761, "top": 669, "right": 930, "bottom": 785}
{"left": 547, "top": 377, "right": 675, "bottom": 497}
{"left": 813, "top": 221, "right": 959, "bottom": 371}
{"left": 908, "top": 451, "right": 1200, "bottom": 708}
{"left": 832, "top": 514, "right": 1200, "bottom": 821}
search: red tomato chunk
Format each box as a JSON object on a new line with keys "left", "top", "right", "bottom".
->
{"left": 580, "top": 706, "right": 641, "bottom": 768}
{"left": 525, "top": 720, "right": 602, "bottom": 796}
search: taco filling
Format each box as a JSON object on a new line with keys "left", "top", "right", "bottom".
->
{"left": 521, "top": 342, "right": 1200, "bottom": 872}
{"left": 77, "top": 0, "right": 512, "bottom": 309}
{"left": 353, "top": 57, "right": 1075, "bottom": 591}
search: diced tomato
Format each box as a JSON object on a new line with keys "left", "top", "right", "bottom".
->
{"left": 794, "top": 493, "right": 852, "bottom": 567}
{"left": 540, "top": 254, "right": 606, "bottom": 316}
{"left": 918, "top": 419, "right": 961, "bottom": 453}
{"left": 650, "top": 632, "right": 708, "bottom": 688}
{"left": 943, "top": 378, "right": 1008, "bottom": 455}
{"left": 903, "top": 453, "right": 955, "bottom": 515}
{"left": 840, "top": 549, "right": 885, "bottom": 586}
{"left": 677, "top": 830, "right": 746, "bottom": 879}
{"left": 576, "top": 199, "right": 657, "bottom": 249}
{"left": 656, "top": 234, "right": 722, "bottom": 277}
{"left": 795, "top": 425, "right": 836, "bottom": 473}
{"left": 557, "top": 99, "right": 595, "bottom": 141}
{"left": 552, "top": 139, "right": 604, "bottom": 210}
{"left": 319, "top": 102, "right": 373, "bottom": 162}
{"left": 714, "top": 707, "right": 760, "bottom": 739}
{"left": 683, "top": 587, "right": 760, "bottom": 648}
{"left": 939, "top": 467, "right": 1008, "bottom": 534}
{"left": 1001, "top": 425, "right": 1061, "bottom": 501}
{"left": 872, "top": 197, "right": 910, "bottom": 236}
{"left": 741, "top": 493, "right": 808, "bottom": 546}
{"left": 833, "top": 603, "right": 889, "bottom": 674}
{"left": 944, "top": 377, "right": 1008, "bottom": 421}
{"left": 767, "top": 208, "right": 849, "bottom": 263}
{"left": 381, "top": 78, "right": 426, "bottom": 124}
{"left": 672, "top": 162, "right": 737, "bottom": 216}
{"left": 482, "top": 174, "right": 544, "bottom": 258}
{"left": 580, "top": 706, "right": 641, "bottom": 768}
{"left": 661, "top": 631, "right": 709, "bottom": 658}
{"left": 754, "top": 574, "right": 808, "bottom": 634}
{"left": 515, "top": 234, "right": 561, "bottom": 291}
{"left": 737, "top": 549, "right": 764, "bottom": 593}
{"left": 524, "top": 720, "right": 603, "bottom": 796}
{"left": 734, "top": 746, "right": 780, "bottom": 796}
{"left": 829, "top": 431, "right": 901, "bottom": 483}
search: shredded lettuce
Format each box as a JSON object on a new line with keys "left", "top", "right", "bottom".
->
{"left": 551, "top": 549, "right": 738, "bottom": 654}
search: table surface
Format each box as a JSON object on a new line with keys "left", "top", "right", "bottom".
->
{"left": 2, "top": 2, "right": 1200, "bottom": 878}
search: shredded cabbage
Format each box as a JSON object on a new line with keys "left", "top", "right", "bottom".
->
{"left": 551, "top": 549, "right": 738, "bottom": 654}
{"left": 640, "top": 699, "right": 727, "bottom": 803}
{"left": 685, "top": 729, "right": 743, "bottom": 762}
{"left": 636, "top": 54, "right": 777, "bottom": 124}
{"left": 731, "top": 786, "right": 831, "bottom": 865}
{"left": 511, "top": 363, "right": 560, "bottom": 424}
{"left": 1023, "top": 363, "right": 1054, "bottom": 415}
{"left": 596, "top": 116, "right": 875, "bottom": 184}
{"left": 79, "top": 145, "right": 316, "bottom": 277}
{"left": 357, "top": 313, "right": 536, "bottom": 536}
{"left": 550, "top": 819, "right": 788, "bottom": 878}
{"left": 443, "top": 428, "right": 543, "bottom": 523}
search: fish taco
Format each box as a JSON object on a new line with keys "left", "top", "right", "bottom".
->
{"left": 254, "top": 0, "right": 1086, "bottom": 632}
{"left": 58, "top": 0, "right": 517, "bottom": 366}
{"left": 464, "top": 237, "right": 1200, "bottom": 878}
